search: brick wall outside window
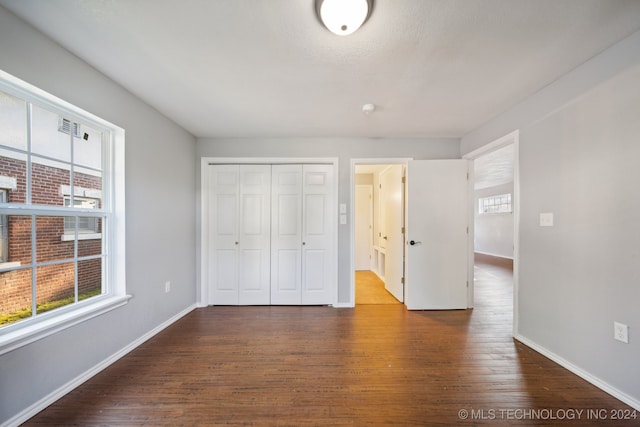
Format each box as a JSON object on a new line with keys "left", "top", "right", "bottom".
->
{"left": 0, "top": 156, "right": 102, "bottom": 315}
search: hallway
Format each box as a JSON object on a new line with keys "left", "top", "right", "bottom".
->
{"left": 355, "top": 271, "right": 401, "bottom": 305}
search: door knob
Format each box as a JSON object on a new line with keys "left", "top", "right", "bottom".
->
{"left": 409, "top": 240, "right": 421, "bottom": 246}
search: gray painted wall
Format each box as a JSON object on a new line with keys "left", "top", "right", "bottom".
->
{"left": 0, "top": 6, "right": 197, "bottom": 424}
{"left": 474, "top": 183, "right": 514, "bottom": 258}
{"left": 196, "top": 138, "right": 460, "bottom": 304}
{"left": 462, "top": 30, "right": 640, "bottom": 405}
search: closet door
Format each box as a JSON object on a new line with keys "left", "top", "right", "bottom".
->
{"left": 301, "top": 164, "right": 334, "bottom": 305}
{"left": 271, "top": 165, "right": 303, "bottom": 304}
{"left": 208, "top": 165, "right": 240, "bottom": 305}
{"left": 208, "top": 164, "right": 271, "bottom": 305}
{"left": 271, "top": 164, "right": 335, "bottom": 305}
{"left": 238, "top": 165, "right": 271, "bottom": 304}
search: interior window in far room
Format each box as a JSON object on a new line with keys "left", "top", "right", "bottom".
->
{"left": 479, "top": 193, "right": 512, "bottom": 214}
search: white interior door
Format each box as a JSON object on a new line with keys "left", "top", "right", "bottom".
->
{"left": 271, "top": 165, "right": 302, "bottom": 305}
{"left": 301, "top": 164, "right": 335, "bottom": 305}
{"left": 380, "top": 165, "right": 404, "bottom": 302}
{"left": 354, "top": 185, "right": 373, "bottom": 270}
{"left": 238, "top": 165, "right": 271, "bottom": 305}
{"left": 208, "top": 165, "right": 240, "bottom": 305}
{"left": 405, "top": 160, "right": 469, "bottom": 310}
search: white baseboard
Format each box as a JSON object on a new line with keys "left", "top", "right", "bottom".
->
{"left": 514, "top": 333, "right": 640, "bottom": 411}
{"left": 3, "top": 304, "right": 198, "bottom": 427}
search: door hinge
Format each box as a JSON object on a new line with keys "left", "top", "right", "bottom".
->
{"left": 402, "top": 176, "right": 406, "bottom": 184}
{"left": 466, "top": 226, "right": 469, "bottom": 234}
{"left": 467, "top": 280, "right": 469, "bottom": 288}
{"left": 401, "top": 277, "right": 405, "bottom": 284}
{"left": 401, "top": 227, "right": 405, "bottom": 234}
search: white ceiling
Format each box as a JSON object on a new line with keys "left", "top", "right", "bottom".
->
{"left": 3, "top": 0, "right": 640, "bottom": 139}
{"left": 474, "top": 144, "right": 515, "bottom": 190}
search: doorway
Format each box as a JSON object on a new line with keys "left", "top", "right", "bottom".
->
{"left": 353, "top": 162, "right": 407, "bottom": 306}
{"left": 464, "top": 130, "right": 519, "bottom": 334}
{"left": 351, "top": 158, "right": 471, "bottom": 309}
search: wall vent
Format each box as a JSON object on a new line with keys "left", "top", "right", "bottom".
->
{"left": 58, "top": 117, "right": 80, "bottom": 137}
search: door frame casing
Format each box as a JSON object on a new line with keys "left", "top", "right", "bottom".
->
{"left": 200, "top": 157, "right": 339, "bottom": 307}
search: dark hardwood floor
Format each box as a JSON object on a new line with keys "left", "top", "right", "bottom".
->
{"left": 23, "top": 256, "right": 638, "bottom": 426}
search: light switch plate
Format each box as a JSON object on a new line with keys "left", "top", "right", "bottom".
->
{"left": 540, "top": 212, "right": 554, "bottom": 227}
{"left": 339, "top": 214, "right": 347, "bottom": 225}
{"left": 339, "top": 203, "right": 347, "bottom": 214}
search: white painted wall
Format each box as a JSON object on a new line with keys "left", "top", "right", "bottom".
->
{"left": 462, "top": 30, "right": 640, "bottom": 408}
{"left": 474, "top": 182, "right": 514, "bottom": 258}
{"left": 0, "top": 6, "right": 196, "bottom": 424}
{"left": 196, "top": 138, "right": 460, "bottom": 305}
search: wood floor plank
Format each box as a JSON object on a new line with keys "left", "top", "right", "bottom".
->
{"left": 22, "top": 256, "right": 638, "bottom": 426}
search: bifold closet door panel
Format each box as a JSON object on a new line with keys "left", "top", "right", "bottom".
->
{"left": 271, "top": 164, "right": 303, "bottom": 305}
{"left": 301, "top": 164, "right": 335, "bottom": 305}
{"left": 271, "top": 164, "right": 335, "bottom": 305}
{"left": 208, "top": 164, "right": 271, "bottom": 305}
{"left": 208, "top": 165, "right": 240, "bottom": 305}
{"left": 238, "top": 165, "right": 271, "bottom": 305}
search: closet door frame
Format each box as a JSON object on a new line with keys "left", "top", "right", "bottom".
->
{"left": 200, "top": 157, "right": 339, "bottom": 307}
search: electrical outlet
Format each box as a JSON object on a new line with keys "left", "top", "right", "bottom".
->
{"left": 614, "top": 322, "right": 629, "bottom": 343}
{"left": 165, "top": 281, "right": 171, "bottom": 293}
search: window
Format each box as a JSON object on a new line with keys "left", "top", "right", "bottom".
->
{"left": 0, "top": 70, "right": 127, "bottom": 355}
{"left": 479, "top": 193, "right": 512, "bottom": 214}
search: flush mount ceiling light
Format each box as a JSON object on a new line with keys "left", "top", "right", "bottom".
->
{"left": 316, "top": 0, "right": 373, "bottom": 36}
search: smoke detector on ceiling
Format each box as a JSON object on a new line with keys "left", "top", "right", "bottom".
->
{"left": 362, "top": 103, "right": 376, "bottom": 115}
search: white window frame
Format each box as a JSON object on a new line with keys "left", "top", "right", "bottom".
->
{"left": 478, "top": 193, "right": 512, "bottom": 215}
{"left": 0, "top": 70, "right": 128, "bottom": 356}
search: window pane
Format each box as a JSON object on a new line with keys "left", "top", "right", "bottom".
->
{"left": 0, "top": 90, "right": 27, "bottom": 151}
{"left": 31, "top": 104, "right": 71, "bottom": 162}
{"left": 78, "top": 258, "right": 102, "bottom": 300}
{"left": 78, "top": 230, "right": 103, "bottom": 258}
{"left": 0, "top": 150, "right": 27, "bottom": 204}
{"left": 6, "top": 215, "right": 33, "bottom": 265}
{"left": 36, "top": 262, "right": 75, "bottom": 314}
{"left": 31, "top": 157, "right": 70, "bottom": 206}
{"left": 72, "top": 169, "right": 103, "bottom": 208}
{"left": 36, "top": 216, "right": 73, "bottom": 263}
{"left": 0, "top": 268, "right": 33, "bottom": 327}
{"left": 73, "top": 123, "right": 103, "bottom": 171}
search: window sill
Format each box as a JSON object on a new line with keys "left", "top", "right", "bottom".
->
{"left": 0, "top": 261, "right": 21, "bottom": 269}
{"left": 61, "top": 233, "right": 102, "bottom": 241}
{"left": 0, "top": 294, "right": 132, "bottom": 356}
